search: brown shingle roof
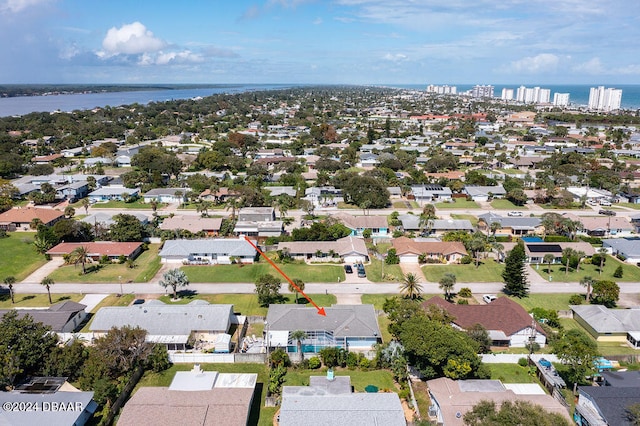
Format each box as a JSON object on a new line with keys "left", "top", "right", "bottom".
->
{"left": 331, "top": 212, "right": 388, "bottom": 230}
{"left": 422, "top": 296, "right": 545, "bottom": 337}
{"left": 0, "top": 207, "right": 64, "bottom": 226}
{"left": 392, "top": 236, "right": 467, "bottom": 256}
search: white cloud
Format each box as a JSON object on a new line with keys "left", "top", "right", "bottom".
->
{"left": 506, "top": 53, "right": 560, "bottom": 73}
{"left": 615, "top": 64, "right": 640, "bottom": 75}
{"left": 98, "top": 22, "right": 165, "bottom": 57}
{"left": 313, "top": 17, "right": 323, "bottom": 25}
{"left": 382, "top": 52, "right": 407, "bottom": 62}
{"left": 154, "top": 50, "right": 203, "bottom": 65}
{"left": 572, "top": 57, "right": 605, "bottom": 74}
{"left": 0, "top": 0, "right": 51, "bottom": 13}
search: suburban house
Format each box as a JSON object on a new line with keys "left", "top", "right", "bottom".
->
{"left": 602, "top": 238, "right": 640, "bottom": 263}
{"left": 279, "top": 374, "right": 405, "bottom": 426}
{"left": 397, "top": 215, "right": 474, "bottom": 235}
{"left": 159, "top": 215, "right": 223, "bottom": 236}
{"left": 575, "top": 372, "right": 640, "bottom": 426}
{"left": 118, "top": 365, "right": 257, "bottom": 426}
{"left": 411, "top": 185, "right": 453, "bottom": 203}
{"left": 199, "top": 187, "right": 237, "bottom": 203}
{"left": 571, "top": 215, "right": 634, "bottom": 237}
{"left": 463, "top": 185, "right": 507, "bottom": 202}
{"left": 303, "top": 186, "right": 344, "bottom": 207}
{"left": 566, "top": 186, "right": 612, "bottom": 204}
{"left": 0, "top": 207, "right": 64, "bottom": 231}
{"left": 330, "top": 212, "right": 389, "bottom": 238}
{"left": 232, "top": 207, "right": 284, "bottom": 238}
{"left": 46, "top": 241, "right": 143, "bottom": 262}
{"left": 81, "top": 212, "right": 149, "bottom": 227}
{"left": 423, "top": 297, "right": 547, "bottom": 348}
{"left": 264, "top": 186, "right": 297, "bottom": 197}
{"left": 87, "top": 186, "right": 140, "bottom": 203}
{"left": 571, "top": 304, "right": 640, "bottom": 348}
{"left": 0, "top": 301, "right": 87, "bottom": 333}
{"left": 159, "top": 237, "right": 257, "bottom": 264}
{"left": 427, "top": 377, "right": 570, "bottom": 425}
{"left": 500, "top": 241, "right": 595, "bottom": 264}
{"left": 0, "top": 377, "right": 97, "bottom": 426}
{"left": 56, "top": 180, "right": 89, "bottom": 202}
{"left": 477, "top": 212, "right": 543, "bottom": 237}
{"left": 276, "top": 236, "right": 369, "bottom": 264}
{"left": 265, "top": 304, "right": 382, "bottom": 355}
{"left": 391, "top": 236, "right": 468, "bottom": 264}
{"left": 90, "top": 300, "right": 236, "bottom": 351}
{"left": 143, "top": 187, "right": 189, "bottom": 203}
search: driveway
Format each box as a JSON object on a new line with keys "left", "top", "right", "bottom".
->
{"left": 399, "top": 262, "right": 429, "bottom": 282}
{"left": 335, "top": 293, "right": 362, "bottom": 305}
{"left": 21, "top": 257, "right": 65, "bottom": 284}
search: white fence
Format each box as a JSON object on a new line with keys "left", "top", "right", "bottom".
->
{"left": 481, "top": 354, "right": 560, "bottom": 363}
{"left": 169, "top": 352, "right": 235, "bottom": 363}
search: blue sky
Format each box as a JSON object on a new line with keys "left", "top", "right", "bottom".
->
{"left": 1, "top": 0, "right": 640, "bottom": 85}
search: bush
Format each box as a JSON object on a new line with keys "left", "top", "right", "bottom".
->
{"left": 579, "top": 235, "right": 603, "bottom": 245}
{"left": 359, "top": 356, "right": 370, "bottom": 370}
{"left": 495, "top": 236, "right": 512, "bottom": 243}
{"left": 99, "top": 255, "right": 110, "bottom": 264}
{"left": 458, "top": 287, "right": 472, "bottom": 298}
{"left": 614, "top": 265, "right": 624, "bottom": 278}
{"left": 385, "top": 248, "right": 400, "bottom": 265}
{"left": 518, "top": 357, "right": 528, "bottom": 367}
{"left": 457, "top": 299, "right": 469, "bottom": 305}
{"left": 118, "top": 254, "right": 126, "bottom": 264}
{"left": 319, "top": 347, "right": 346, "bottom": 368}
{"left": 308, "top": 356, "right": 321, "bottom": 369}
{"left": 0, "top": 229, "right": 7, "bottom": 238}
{"left": 346, "top": 352, "right": 359, "bottom": 369}
{"left": 569, "top": 294, "right": 584, "bottom": 305}
{"left": 544, "top": 235, "right": 573, "bottom": 242}
{"left": 460, "top": 255, "right": 473, "bottom": 264}
{"left": 270, "top": 348, "right": 290, "bottom": 368}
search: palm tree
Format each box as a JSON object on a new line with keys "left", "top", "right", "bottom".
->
{"left": 400, "top": 272, "right": 423, "bottom": 300}
{"left": 150, "top": 199, "right": 159, "bottom": 213}
{"left": 562, "top": 247, "right": 575, "bottom": 276}
{"left": 225, "top": 197, "right": 241, "bottom": 221}
{"left": 289, "top": 278, "right": 305, "bottom": 304}
{"left": 81, "top": 198, "right": 90, "bottom": 214}
{"left": 33, "top": 235, "right": 52, "bottom": 255}
{"left": 489, "top": 221, "right": 501, "bottom": 237}
{"left": 543, "top": 253, "right": 555, "bottom": 274}
{"left": 290, "top": 330, "right": 308, "bottom": 361}
{"left": 41, "top": 276, "right": 54, "bottom": 304}
{"left": 580, "top": 276, "right": 595, "bottom": 302}
{"left": 64, "top": 206, "right": 75, "bottom": 218}
{"left": 3, "top": 276, "right": 16, "bottom": 304}
{"left": 159, "top": 268, "right": 190, "bottom": 300}
{"left": 469, "top": 233, "right": 487, "bottom": 268}
{"left": 597, "top": 247, "right": 608, "bottom": 275}
{"left": 70, "top": 246, "right": 90, "bottom": 274}
{"left": 439, "top": 273, "right": 457, "bottom": 301}
{"left": 575, "top": 250, "right": 586, "bottom": 272}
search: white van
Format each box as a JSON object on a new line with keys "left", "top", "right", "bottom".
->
{"left": 599, "top": 200, "right": 612, "bottom": 206}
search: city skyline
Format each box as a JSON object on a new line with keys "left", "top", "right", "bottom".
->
{"left": 1, "top": 0, "right": 640, "bottom": 85}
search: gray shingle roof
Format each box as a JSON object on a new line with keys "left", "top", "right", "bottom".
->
{"left": 266, "top": 304, "right": 380, "bottom": 338}
{"left": 478, "top": 212, "right": 542, "bottom": 229}
{"left": 603, "top": 238, "right": 640, "bottom": 258}
{"left": 0, "top": 301, "right": 86, "bottom": 332}
{"left": 571, "top": 304, "right": 640, "bottom": 334}
{"left": 0, "top": 391, "right": 96, "bottom": 425}
{"left": 159, "top": 238, "right": 257, "bottom": 258}
{"left": 90, "top": 301, "right": 233, "bottom": 335}
{"left": 578, "top": 386, "right": 640, "bottom": 425}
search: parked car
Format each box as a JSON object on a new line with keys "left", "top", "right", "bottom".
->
{"left": 599, "top": 200, "right": 612, "bottom": 206}
{"left": 507, "top": 211, "right": 523, "bottom": 217}
{"left": 482, "top": 294, "right": 497, "bottom": 304}
{"left": 132, "top": 299, "right": 145, "bottom": 305}
{"left": 344, "top": 265, "right": 353, "bottom": 274}
{"left": 357, "top": 269, "right": 366, "bottom": 278}
{"left": 599, "top": 209, "right": 616, "bottom": 216}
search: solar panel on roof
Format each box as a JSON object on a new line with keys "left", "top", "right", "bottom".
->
{"left": 527, "top": 244, "right": 562, "bottom": 253}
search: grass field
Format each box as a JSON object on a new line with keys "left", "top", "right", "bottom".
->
{"left": 182, "top": 262, "right": 345, "bottom": 283}
{"left": 89, "top": 200, "right": 165, "bottom": 209}
{"left": 47, "top": 244, "right": 161, "bottom": 283}
{"left": 530, "top": 255, "right": 640, "bottom": 282}
{"left": 485, "top": 363, "right": 538, "bottom": 383}
{"left": 0, "top": 293, "right": 83, "bottom": 308}
{"left": 509, "top": 293, "right": 574, "bottom": 312}
{"left": 490, "top": 199, "right": 527, "bottom": 210}
{"left": 434, "top": 199, "right": 480, "bottom": 209}
{"left": 0, "top": 232, "right": 48, "bottom": 281}
{"left": 136, "top": 363, "right": 274, "bottom": 426}
{"left": 284, "top": 368, "right": 396, "bottom": 392}
{"left": 364, "top": 258, "right": 404, "bottom": 282}
{"left": 156, "top": 293, "right": 337, "bottom": 316}
{"left": 450, "top": 214, "right": 479, "bottom": 227}
{"left": 422, "top": 259, "right": 504, "bottom": 283}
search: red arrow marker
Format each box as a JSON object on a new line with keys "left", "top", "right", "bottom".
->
{"left": 244, "top": 236, "right": 326, "bottom": 316}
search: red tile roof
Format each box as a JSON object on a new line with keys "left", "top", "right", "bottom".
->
{"left": 422, "top": 296, "right": 546, "bottom": 337}
{"left": 47, "top": 241, "right": 142, "bottom": 257}
{"left": 392, "top": 237, "right": 467, "bottom": 256}
{"left": 0, "top": 207, "right": 64, "bottom": 225}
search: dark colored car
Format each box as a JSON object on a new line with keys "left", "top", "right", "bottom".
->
{"left": 132, "top": 299, "right": 145, "bottom": 305}
{"left": 598, "top": 209, "right": 616, "bottom": 216}
{"left": 357, "top": 265, "right": 366, "bottom": 278}
{"left": 344, "top": 265, "right": 353, "bottom": 274}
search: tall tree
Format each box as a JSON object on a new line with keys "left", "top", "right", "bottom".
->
{"left": 553, "top": 328, "right": 599, "bottom": 390}
{"left": 255, "top": 273, "right": 282, "bottom": 307}
{"left": 40, "top": 276, "right": 54, "bottom": 304}
{"left": 3, "top": 276, "right": 16, "bottom": 304}
{"left": 464, "top": 400, "right": 571, "bottom": 426}
{"left": 159, "top": 268, "right": 190, "bottom": 300}
{"left": 110, "top": 213, "right": 146, "bottom": 242}
{"left": 591, "top": 280, "right": 620, "bottom": 308}
{"left": 438, "top": 273, "right": 457, "bottom": 301}
{"left": 400, "top": 272, "right": 423, "bottom": 300}
{"left": 543, "top": 253, "right": 555, "bottom": 274}
{"left": 562, "top": 247, "right": 575, "bottom": 276}
{"left": 580, "top": 276, "right": 595, "bottom": 302}
{"left": 70, "top": 245, "right": 90, "bottom": 274}
{"left": 290, "top": 330, "right": 307, "bottom": 361}
{"left": 502, "top": 241, "right": 529, "bottom": 298}
{"left": 288, "top": 278, "right": 305, "bottom": 304}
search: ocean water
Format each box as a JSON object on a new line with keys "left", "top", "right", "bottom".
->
{"left": 392, "top": 84, "right": 640, "bottom": 110}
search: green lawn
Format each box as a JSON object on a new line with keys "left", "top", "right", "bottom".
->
{"left": 558, "top": 318, "right": 640, "bottom": 356}
{"left": 0, "top": 293, "right": 83, "bottom": 308}
{"left": 364, "top": 258, "right": 404, "bottom": 282}
{"left": 615, "top": 203, "right": 640, "bottom": 210}
{"left": 89, "top": 199, "right": 165, "bottom": 209}
{"left": 136, "top": 363, "right": 274, "bottom": 426}
{"left": 485, "top": 363, "right": 538, "bottom": 384}
{"left": 509, "top": 294, "right": 574, "bottom": 312}
{"left": 490, "top": 199, "right": 527, "bottom": 210}
{"left": 182, "top": 262, "right": 345, "bottom": 283}
{"left": 284, "top": 368, "right": 396, "bottom": 392}
{"left": 531, "top": 255, "right": 640, "bottom": 282}
{"left": 422, "top": 259, "right": 504, "bottom": 283}
{"left": 80, "top": 294, "right": 136, "bottom": 332}
{"left": 434, "top": 199, "right": 480, "bottom": 209}
{"left": 0, "top": 232, "right": 48, "bottom": 281}
{"left": 47, "top": 244, "right": 161, "bottom": 283}
{"left": 156, "top": 293, "right": 337, "bottom": 316}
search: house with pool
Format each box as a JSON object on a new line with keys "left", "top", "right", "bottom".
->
{"left": 264, "top": 304, "right": 382, "bottom": 356}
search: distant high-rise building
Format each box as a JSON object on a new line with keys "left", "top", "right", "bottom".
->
{"left": 426, "top": 85, "right": 457, "bottom": 94}
{"left": 553, "top": 93, "right": 570, "bottom": 107}
{"left": 471, "top": 85, "right": 494, "bottom": 98}
{"left": 515, "top": 86, "right": 550, "bottom": 104}
{"left": 501, "top": 88, "right": 514, "bottom": 100}
{"left": 588, "top": 86, "right": 622, "bottom": 111}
